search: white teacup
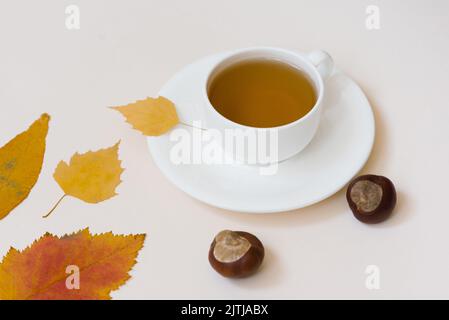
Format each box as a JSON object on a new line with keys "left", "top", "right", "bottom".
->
{"left": 202, "top": 47, "right": 334, "bottom": 164}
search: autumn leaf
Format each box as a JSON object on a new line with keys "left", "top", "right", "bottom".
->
{"left": 0, "top": 114, "right": 50, "bottom": 220}
{"left": 0, "top": 228, "right": 146, "bottom": 300}
{"left": 112, "top": 96, "right": 179, "bottom": 136}
{"left": 43, "top": 142, "right": 123, "bottom": 218}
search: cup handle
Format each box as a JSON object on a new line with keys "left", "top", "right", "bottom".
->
{"left": 306, "top": 50, "right": 334, "bottom": 81}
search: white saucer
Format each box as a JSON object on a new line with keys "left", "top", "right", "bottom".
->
{"left": 147, "top": 53, "right": 375, "bottom": 213}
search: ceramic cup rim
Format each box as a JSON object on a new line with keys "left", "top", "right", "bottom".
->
{"left": 203, "top": 46, "right": 325, "bottom": 131}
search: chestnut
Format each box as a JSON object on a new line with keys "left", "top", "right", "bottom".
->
{"left": 208, "top": 230, "right": 264, "bottom": 278}
{"left": 346, "top": 174, "right": 397, "bottom": 224}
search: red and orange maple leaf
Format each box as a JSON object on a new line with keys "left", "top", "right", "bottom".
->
{"left": 0, "top": 228, "right": 146, "bottom": 300}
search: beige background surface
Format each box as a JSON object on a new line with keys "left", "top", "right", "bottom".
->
{"left": 0, "top": 0, "right": 448, "bottom": 299}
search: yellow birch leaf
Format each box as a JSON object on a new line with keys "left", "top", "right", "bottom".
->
{"left": 0, "top": 114, "right": 50, "bottom": 220}
{"left": 0, "top": 228, "right": 146, "bottom": 300}
{"left": 44, "top": 142, "right": 123, "bottom": 218}
{"left": 112, "top": 96, "right": 179, "bottom": 136}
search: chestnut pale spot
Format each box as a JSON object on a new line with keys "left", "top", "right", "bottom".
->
{"left": 350, "top": 180, "right": 383, "bottom": 212}
{"left": 213, "top": 230, "right": 251, "bottom": 263}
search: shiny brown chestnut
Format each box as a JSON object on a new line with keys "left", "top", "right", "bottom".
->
{"left": 208, "top": 230, "right": 264, "bottom": 278}
{"left": 346, "top": 174, "right": 397, "bottom": 224}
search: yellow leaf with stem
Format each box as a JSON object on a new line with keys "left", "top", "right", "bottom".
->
{"left": 0, "top": 114, "right": 50, "bottom": 220}
{"left": 111, "top": 96, "right": 179, "bottom": 136}
{"left": 43, "top": 142, "right": 123, "bottom": 218}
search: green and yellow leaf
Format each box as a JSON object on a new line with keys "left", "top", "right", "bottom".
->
{"left": 0, "top": 114, "right": 50, "bottom": 220}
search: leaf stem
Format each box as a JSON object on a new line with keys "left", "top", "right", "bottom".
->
{"left": 42, "top": 194, "right": 67, "bottom": 218}
{"left": 179, "top": 121, "right": 207, "bottom": 131}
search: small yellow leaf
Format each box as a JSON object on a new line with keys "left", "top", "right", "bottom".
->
{"left": 0, "top": 114, "right": 50, "bottom": 220}
{"left": 53, "top": 142, "right": 123, "bottom": 204}
{"left": 112, "top": 96, "right": 179, "bottom": 136}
